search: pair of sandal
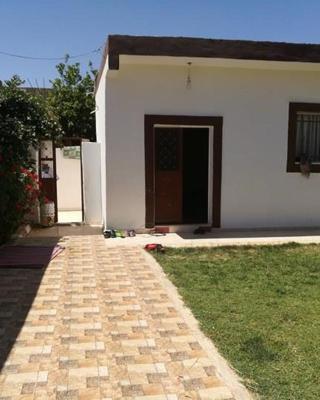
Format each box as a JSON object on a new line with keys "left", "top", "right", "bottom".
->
{"left": 103, "top": 229, "right": 136, "bottom": 238}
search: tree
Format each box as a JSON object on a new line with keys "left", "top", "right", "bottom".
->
{"left": 0, "top": 76, "right": 59, "bottom": 243}
{"left": 48, "top": 61, "right": 96, "bottom": 141}
{"left": 0, "top": 76, "right": 59, "bottom": 167}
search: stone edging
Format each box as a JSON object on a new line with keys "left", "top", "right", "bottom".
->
{"left": 142, "top": 248, "right": 255, "bottom": 400}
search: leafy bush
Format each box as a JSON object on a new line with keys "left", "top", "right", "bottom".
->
{"left": 0, "top": 76, "right": 58, "bottom": 243}
{"left": 0, "top": 166, "right": 41, "bottom": 242}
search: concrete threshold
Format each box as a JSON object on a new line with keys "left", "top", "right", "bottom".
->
{"left": 104, "top": 227, "right": 320, "bottom": 248}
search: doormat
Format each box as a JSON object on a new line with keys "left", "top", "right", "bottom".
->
{"left": 0, "top": 245, "right": 64, "bottom": 268}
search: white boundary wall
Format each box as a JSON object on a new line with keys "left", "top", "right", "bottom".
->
{"left": 82, "top": 142, "right": 102, "bottom": 225}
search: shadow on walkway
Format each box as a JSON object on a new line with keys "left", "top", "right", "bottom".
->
{"left": 0, "top": 236, "right": 61, "bottom": 373}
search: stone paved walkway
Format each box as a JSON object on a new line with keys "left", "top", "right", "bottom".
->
{"left": 0, "top": 236, "right": 250, "bottom": 400}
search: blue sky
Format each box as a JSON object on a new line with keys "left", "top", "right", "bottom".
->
{"left": 1, "top": 0, "right": 320, "bottom": 86}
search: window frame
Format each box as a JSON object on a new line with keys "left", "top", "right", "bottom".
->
{"left": 287, "top": 102, "right": 320, "bottom": 173}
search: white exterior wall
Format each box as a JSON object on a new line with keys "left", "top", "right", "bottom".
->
{"left": 95, "top": 59, "right": 108, "bottom": 228}
{"left": 102, "top": 63, "right": 320, "bottom": 229}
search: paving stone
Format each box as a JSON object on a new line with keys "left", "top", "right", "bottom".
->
{"left": 169, "top": 351, "right": 190, "bottom": 361}
{"left": 121, "top": 383, "right": 144, "bottom": 396}
{"left": 21, "top": 382, "right": 36, "bottom": 394}
{"left": 183, "top": 378, "right": 205, "bottom": 391}
{"left": 147, "top": 372, "right": 169, "bottom": 383}
{"left": 86, "top": 376, "right": 99, "bottom": 388}
{"left": 115, "top": 355, "right": 135, "bottom": 365}
{"left": 0, "top": 235, "right": 241, "bottom": 400}
{"left": 56, "top": 389, "right": 79, "bottom": 400}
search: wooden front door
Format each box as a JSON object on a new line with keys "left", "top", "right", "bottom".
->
{"left": 155, "top": 127, "right": 182, "bottom": 224}
{"left": 145, "top": 115, "right": 223, "bottom": 229}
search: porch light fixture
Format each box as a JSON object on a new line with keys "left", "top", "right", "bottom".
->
{"left": 186, "top": 62, "right": 192, "bottom": 89}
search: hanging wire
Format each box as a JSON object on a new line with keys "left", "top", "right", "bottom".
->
{"left": 0, "top": 46, "right": 102, "bottom": 61}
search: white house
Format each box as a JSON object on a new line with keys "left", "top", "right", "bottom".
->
{"left": 95, "top": 34, "right": 320, "bottom": 231}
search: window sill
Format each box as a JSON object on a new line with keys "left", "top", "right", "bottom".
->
{"left": 287, "top": 164, "right": 320, "bottom": 173}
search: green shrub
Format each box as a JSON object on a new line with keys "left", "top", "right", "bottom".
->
{"left": 0, "top": 76, "right": 58, "bottom": 243}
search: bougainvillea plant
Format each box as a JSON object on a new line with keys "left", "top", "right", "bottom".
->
{"left": 0, "top": 76, "right": 59, "bottom": 243}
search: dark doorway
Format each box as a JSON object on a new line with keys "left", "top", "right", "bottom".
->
{"left": 183, "top": 128, "right": 209, "bottom": 223}
{"left": 145, "top": 115, "right": 223, "bottom": 228}
{"left": 154, "top": 127, "right": 209, "bottom": 224}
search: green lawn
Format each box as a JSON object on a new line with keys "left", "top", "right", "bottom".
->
{"left": 154, "top": 243, "right": 320, "bottom": 400}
